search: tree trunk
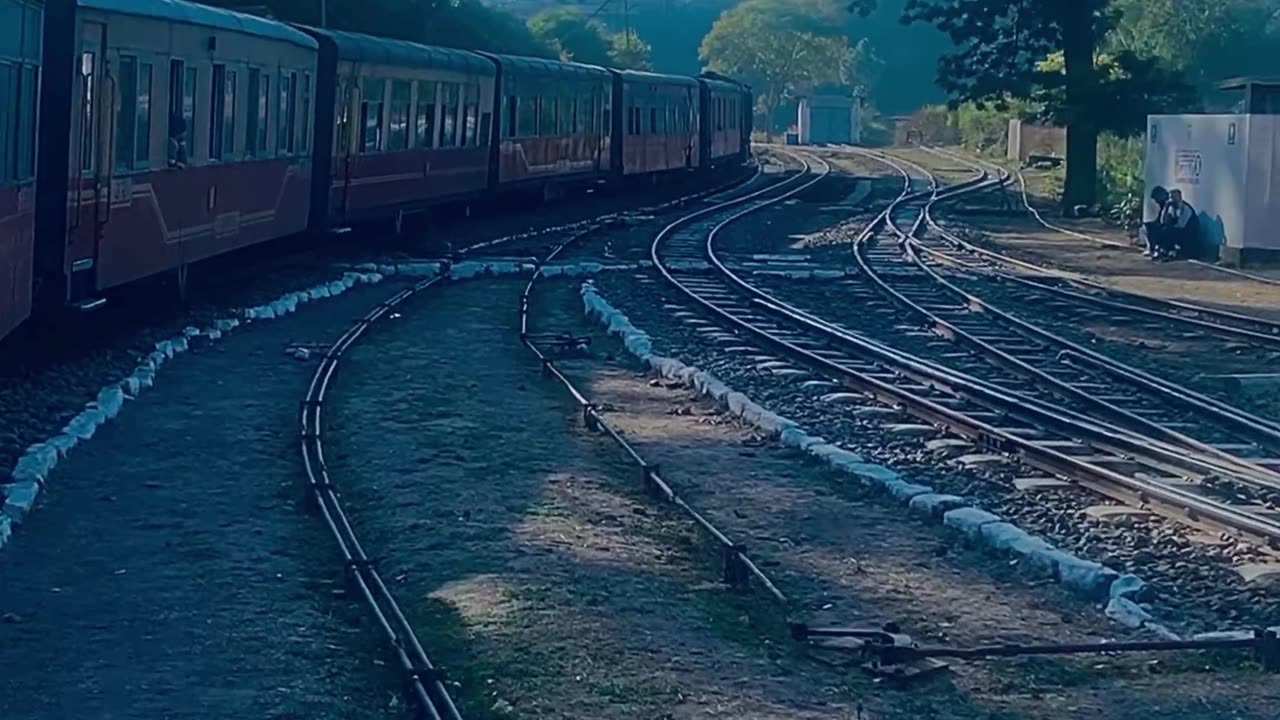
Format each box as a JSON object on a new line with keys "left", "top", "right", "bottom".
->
{"left": 1060, "top": 4, "right": 1098, "bottom": 214}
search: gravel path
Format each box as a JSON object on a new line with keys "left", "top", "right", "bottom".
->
{"left": 0, "top": 282, "right": 413, "bottom": 719}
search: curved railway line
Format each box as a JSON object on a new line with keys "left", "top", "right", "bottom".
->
{"left": 847, "top": 150, "right": 1280, "bottom": 487}
{"left": 648, "top": 146, "right": 1280, "bottom": 566}
{"left": 292, "top": 166, "right": 781, "bottom": 719}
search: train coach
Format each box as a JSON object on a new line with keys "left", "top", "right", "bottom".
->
{"left": 304, "top": 29, "right": 496, "bottom": 228}
{"left": 698, "top": 73, "right": 751, "bottom": 168}
{"left": 0, "top": 0, "right": 42, "bottom": 341}
{"left": 36, "top": 0, "right": 319, "bottom": 307}
{"left": 0, "top": 0, "right": 754, "bottom": 345}
{"left": 611, "top": 69, "right": 699, "bottom": 176}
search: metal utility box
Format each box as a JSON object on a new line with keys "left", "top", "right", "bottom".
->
{"left": 1146, "top": 112, "right": 1280, "bottom": 266}
{"left": 798, "top": 93, "right": 861, "bottom": 145}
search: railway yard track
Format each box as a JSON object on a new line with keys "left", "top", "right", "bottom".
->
{"left": 4, "top": 146, "right": 1280, "bottom": 719}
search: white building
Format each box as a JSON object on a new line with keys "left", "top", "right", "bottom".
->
{"left": 1146, "top": 78, "right": 1280, "bottom": 266}
{"left": 797, "top": 92, "right": 862, "bottom": 145}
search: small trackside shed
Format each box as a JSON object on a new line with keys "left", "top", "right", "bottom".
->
{"left": 797, "top": 92, "right": 860, "bottom": 145}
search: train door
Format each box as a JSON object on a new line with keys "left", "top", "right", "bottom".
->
{"left": 334, "top": 73, "right": 353, "bottom": 221}
{"left": 65, "top": 19, "right": 108, "bottom": 304}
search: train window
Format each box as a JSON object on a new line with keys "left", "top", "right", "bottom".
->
{"left": 280, "top": 70, "right": 298, "bottom": 154}
{"left": 360, "top": 78, "right": 383, "bottom": 152}
{"left": 245, "top": 68, "right": 267, "bottom": 157}
{"left": 558, "top": 95, "right": 572, "bottom": 136}
{"left": 581, "top": 94, "right": 595, "bottom": 135}
{"left": 209, "top": 64, "right": 225, "bottom": 160}
{"left": 439, "top": 82, "right": 459, "bottom": 147}
{"left": 0, "top": 64, "right": 12, "bottom": 182}
{"left": 538, "top": 94, "right": 556, "bottom": 137}
{"left": 300, "top": 73, "right": 312, "bottom": 153}
{"left": 503, "top": 94, "right": 516, "bottom": 139}
{"left": 463, "top": 84, "right": 478, "bottom": 146}
{"left": 222, "top": 69, "right": 237, "bottom": 160}
{"left": 16, "top": 64, "right": 34, "bottom": 179}
{"left": 135, "top": 62, "right": 152, "bottom": 167}
{"left": 167, "top": 61, "right": 189, "bottom": 166}
{"left": 479, "top": 110, "right": 491, "bottom": 147}
{"left": 115, "top": 55, "right": 137, "bottom": 171}
{"left": 414, "top": 81, "right": 436, "bottom": 148}
{"left": 80, "top": 51, "right": 95, "bottom": 174}
{"left": 388, "top": 79, "right": 410, "bottom": 151}
{"left": 334, "top": 81, "right": 350, "bottom": 154}
{"left": 649, "top": 107, "right": 657, "bottom": 134}
{"left": 517, "top": 93, "right": 536, "bottom": 137}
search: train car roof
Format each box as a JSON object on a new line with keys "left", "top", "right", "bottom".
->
{"left": 481, "top": 53, "right": 610, "bottom": 80}
{"left": 303, "top": 28, "right": 493, "bottom": 74}
{"left": 81, "top": 0, "right": 318, "bottom": 49}
{"left": 616, "top": 69, "right": 698, "bottom": 88}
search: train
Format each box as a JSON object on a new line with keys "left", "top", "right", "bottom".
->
{"left": 0, "top": 0, "right": 753, "bottom": 344}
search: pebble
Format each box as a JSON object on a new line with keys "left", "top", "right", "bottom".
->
{"left": 592, "top": 267, "right": 1280, "bottom": 634}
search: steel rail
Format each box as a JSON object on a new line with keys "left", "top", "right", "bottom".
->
{"left": 650, "top": 147, "right": 1280, "bottom": 553}
{"left": 853, "top": 152, "right": 1280, "bottom": 482}
{"left": 517, "top": 160, "right": 799, "bottom": 607}
{"left": 921, "top": 145, "right": 1280, "bottom": 343}
{"left": 294, "top": 172, "right": 774, "bottom": 718}
{"left": 301, "top": 277, "right": 461, "bottom": 720}
{"left": 844, "top": 147, "right": 1280, "bottom": 481}
{"left": 893, "top": 151, "right": 1280, "bottom": 466}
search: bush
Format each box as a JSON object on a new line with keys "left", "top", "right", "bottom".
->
{"left": 953, "top": 103, "right": 1009, "bottom": 154}
{"left": 1097, "top": 133, "right": 1145, "bottom": 234}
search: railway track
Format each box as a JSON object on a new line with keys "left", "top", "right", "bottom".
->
{"left": 845, "top": 150, "right": 1280, "bottom": 490}
{"left": 293, "top": 165, "right": 779, "bottom": 718}
{"left": 650, "top": 146, "right": 1280, "bottom": 563}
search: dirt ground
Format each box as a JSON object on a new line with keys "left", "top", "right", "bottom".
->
{"left": 0, "top": 283, "right": 408, "bottom": 719}
{"left": 325, "top": 273, "right": 1279, "bottom": 720}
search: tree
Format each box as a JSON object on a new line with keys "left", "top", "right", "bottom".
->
{"left": 1106, "top": 0, "right": 1280, "bottom": 106}
{"left": 851, "top": 0, "right": 1108, "bottom": 211}
{"left": 207, "top": 0, "right": 555, "bottom": 57}
{"left": 700, "top": 0, "right": 853, "bottom": 136}
{"left": 1033, "top": 50, "right": 1199, "bottom": 137}
{"left": 528, "top": 7, "right": 614, "bottom": 65}
{"left": 609, "top": 30, "right": 654, "bottom": 71}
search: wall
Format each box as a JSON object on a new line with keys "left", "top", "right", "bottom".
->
{"left": 1006, "top": 119, "right": 1066, "bottom": 163}
{"left": 1145, "top": 114, "right": 1247, "bottom": 258}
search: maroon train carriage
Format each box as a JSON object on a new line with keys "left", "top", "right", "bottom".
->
{"left": 0, "top": 0, "right": 41, "bottom": 342}
{"left": 484, "top": 53, "right": 612, "bottom": 188}
{"left": 611, "top": 69, "right": 698, "bottom": 177}
{"left": 698, "top": 75, "right": 746, "bottom": 167}
{"left": 36, "top": 0, "right": 318, "bottom": 307}
{"left": 304, "top": 29, "right": 496, "bottom": 228}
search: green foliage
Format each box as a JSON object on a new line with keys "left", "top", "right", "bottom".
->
{"left": 207, "top": 0, "right": 554, "bottom": 56}
{"left": 609, "top": 30, "right": 653, "bottom": 71}
{"left": 1096, "top": 133, "right": 1144, "bottom": 209}
{"left": 1107, "top": 0, "right": 1280, "bottom": 106}
{"left": 528, "top": 7, "right": 614, "bottom": 65}
{"left": 526, "top": 7, "right": 653, "bottom": 69}
{"left": 699, "top": 0, "right": 855, "bottom": 134}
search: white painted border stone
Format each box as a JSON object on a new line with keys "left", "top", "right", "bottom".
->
{"left": 579, "top": 280, "right": 1180, "bottom": 635}
{"left": 0, "top": 257, "right": 651, "bottom": 553}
